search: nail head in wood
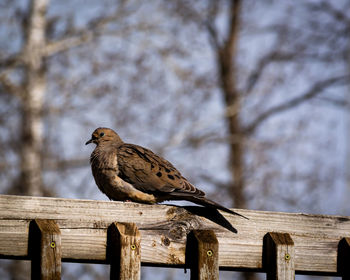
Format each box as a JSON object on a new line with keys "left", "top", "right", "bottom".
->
{"left": 107, "top": 222, "right": 141, "bottom": 280}
{"left": 29, "top": 219, "right": 61, "bottom": 280}
{"left": 263, "top": 232, "right": 295, "bottom": 280}
{"left": 186, "top": 230, "right": 219, "bottom": 280}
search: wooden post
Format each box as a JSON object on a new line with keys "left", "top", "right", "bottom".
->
{"left": 263, "top": 232, "right": 295, "bottom": 280}
{"left": 186, "top": 230, "right": 219, "bottom": 280}
{"left": 107, "top": 222, "right": 141, "bottom": 280}
{"left": 338, "top": 237, "right": 350, "bottom": 280}
{"left": 29, "top": 219, "right": 61, "bottom": 280}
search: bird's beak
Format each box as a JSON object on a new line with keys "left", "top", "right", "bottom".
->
{"left": 85, "top": 139, "right": 93, "bottom": 145}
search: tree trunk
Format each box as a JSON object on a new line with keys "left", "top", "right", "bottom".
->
{"left": 18, "top": 0, "right": 48, "bottom": 196}
{"left": 217, "top": 0, "right": 246, "bottom": 209}
{"left": 217, "top": 3, "right": 255, "bottom": 279}
{"left": 10, "top": 3, "right": 49, "bottom": 279}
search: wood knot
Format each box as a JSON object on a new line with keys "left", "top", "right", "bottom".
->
{"left": 169, "top": 224, "right": 187, "bottom": 240}
{"left": 161, "top": 235, "right": 171, "bottom": 246}
{"left": 168, "top": 219, "right": 201, "bottom": 241}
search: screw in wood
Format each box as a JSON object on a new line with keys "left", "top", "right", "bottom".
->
{"left": 207, "top": 250, "right": 213, "bottom": 257}
{"left": 131, "top": 244, "right": 136, "bottom": 250}
{"left": 50, "top": 241, "right": 56, "bottom": 249}
{"left": 284, "top": 253, "right": 290, "bottom": 261}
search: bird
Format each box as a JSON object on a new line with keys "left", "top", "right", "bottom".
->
{"left": 86, "top": 127, "right": 247, "bottom": 218}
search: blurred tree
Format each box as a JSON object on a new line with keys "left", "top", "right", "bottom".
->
{"left": 0, "top": 0, "right": 135, "bottom": 278}
{"left": 166, "top": 2, "right": 350, "bottom": 279}
{"left": 0, "top": 0, "right": 48, "bottom": 196}
{"left": 166, "top": 0, "right": 350, "bottom": 212}
{"left": 210, "top": 0, "right": 349, "bottom": 208}
{"left": 0, "top": 0, "right": 138, "bottom": 195}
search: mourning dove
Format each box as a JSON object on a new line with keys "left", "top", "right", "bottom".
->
{"left": 86, "top": 127, "right": 246, "bottom": 218}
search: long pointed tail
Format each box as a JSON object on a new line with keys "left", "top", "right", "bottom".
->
{"left": 188, "top": 196, "right": 249, "bottom": 220}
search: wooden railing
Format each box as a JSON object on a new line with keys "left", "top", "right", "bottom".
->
{"left": 0, "top": 194, "right": 349, "bottom": 279}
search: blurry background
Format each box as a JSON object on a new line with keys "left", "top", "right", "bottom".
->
{"left": 0, "top": 0, "right": 349, "bottom": 279}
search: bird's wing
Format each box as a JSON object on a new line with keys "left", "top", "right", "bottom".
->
{"left": 117, "top": 143, "right": 205, "bottom": 198}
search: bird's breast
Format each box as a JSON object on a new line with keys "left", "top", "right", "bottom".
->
{"left": 90, "top": 148, "right": 119, "bottom": 185}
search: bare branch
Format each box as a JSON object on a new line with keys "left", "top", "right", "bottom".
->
{"left": 0, "top": 54, "right": 24, "bottom": 69}
{"left": 45, "top": 5, "right": 128, "bottom": 56}
{"left": 245, "top": 45, "right": 347, "bottom": 96}
{"left": 205, "top": 21, "right": 220, "bottom": 50}
{"left": 226, "top": 0, "right": 241, "bottom": 56}
{"left": 245, "top": 51, "right": 298, "bottom": 94}
{"left": 0, "top": 72, "right": 23, "bottom": 97}
{"left": 205, "top": 1, "right": 220, "bottom": 50}
{"left": 44, "top": 32, "right": 93, "bottom": 56}
{"left": 308, "top": 1, "right": 350, "bottom": 26}
{"left": 245, "top": 75, "right": 350, "bottom": 134}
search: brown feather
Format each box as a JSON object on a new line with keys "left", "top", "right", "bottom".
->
{"left": 86, "top": 127, "right": 247, "bottom": 218}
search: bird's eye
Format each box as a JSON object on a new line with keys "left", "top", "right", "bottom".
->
{"left": 99, "top": 132, "right": 105, "bottom": 137}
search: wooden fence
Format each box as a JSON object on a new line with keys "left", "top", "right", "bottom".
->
{"left": 0, "top": 194, "right": 349, "bottom": 279}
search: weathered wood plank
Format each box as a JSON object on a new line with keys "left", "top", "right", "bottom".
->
{"left": 29, "top": 219, "right": 61, "bottom": 280}
{"left": 186, "top": 230, "right": 219, "bottom": 280}
{"left": 0, "top": 194, "right": 349, "bottom": 275}
{"left": 108, "top": 222, "right": 141, "bottom": 280}
{"left": 263, "top": 232, "right": 295, "bottom": 280}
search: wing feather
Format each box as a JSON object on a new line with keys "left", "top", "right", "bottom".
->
{"left": 117, "top": 144, "right": 205, "bottom": 198}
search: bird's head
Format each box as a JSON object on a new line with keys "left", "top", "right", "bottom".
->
{"left": 85, "top": 127, "right": 123, "bottom": 146}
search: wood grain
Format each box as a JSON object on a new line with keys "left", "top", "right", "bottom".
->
{"left": 264, "top": 232, "right": 295, "bottom": 280}
{"left": 0, "top": 194, "right": 349, "bottom": 275}
{"left": 108, "top": 222, "right": 141, "bottom": 280}
{"left": 186, "top": 230, "right": 218, "bottom": 280}
{"left": 29, "top": 219, "right": 61, "bottom": 280}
